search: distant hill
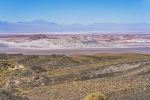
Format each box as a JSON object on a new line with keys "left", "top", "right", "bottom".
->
{"left": 0, "top": 20, "right": 150, "bottom": 33}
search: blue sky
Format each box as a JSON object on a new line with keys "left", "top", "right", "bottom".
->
{"left": 0, "top": 0, "right": 150, "bottom": 24}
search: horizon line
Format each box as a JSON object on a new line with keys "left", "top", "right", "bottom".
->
{"left": 0, "top": 19, "right": 150, "bottom": 25}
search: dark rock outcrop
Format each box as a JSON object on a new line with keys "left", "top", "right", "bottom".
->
{"left": 0, "top": 90, "right": 30, "bottom": 100}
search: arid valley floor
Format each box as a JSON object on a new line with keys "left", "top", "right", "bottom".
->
{"left": 0, "top": 34, "right": 150, "bottom": 100}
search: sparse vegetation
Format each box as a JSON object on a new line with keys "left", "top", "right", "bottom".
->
{"left": 84, "top": 93, "right": 105, "bottom": 100}
{"left": 1, "top": 59, "right": 15, "bottom": 69}
{"left": 0, "top": 53, "right": 149, "bottom": 100}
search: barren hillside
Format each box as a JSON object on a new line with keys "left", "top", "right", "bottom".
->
{"left": 0, "top": 34, "right": 150, "bottom": 50}
{"left": 0, "top": 53, "right": 150, "bottom": 100}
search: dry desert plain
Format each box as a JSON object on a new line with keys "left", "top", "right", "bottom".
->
{"left": 0, "top": 33, "right": 150, "bottom": 55}
{"left": 0, "top": 33, "right": 150, "bottom": 100}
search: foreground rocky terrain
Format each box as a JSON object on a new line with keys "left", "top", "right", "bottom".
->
{"left": 0, "top": 53, "right": 150, "bottom": 100}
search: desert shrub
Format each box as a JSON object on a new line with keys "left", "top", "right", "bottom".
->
{"left": 1, "top": 59, "right": 15, "bottom": 69}
{"left": 83, "top": 92, "right": 105, "bottom": 100}
{"left": 14, "top": 87, "right": 28, "bottom": 95}
{"left": 31, "top": 65, "right": 46, "bottom": 73}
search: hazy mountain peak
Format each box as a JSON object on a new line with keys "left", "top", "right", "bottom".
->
{"left": 0, "top": 20, "right": 150, "bottom": 33}
{"left": 17, "top": 19, "right": 57, "bottom": 25}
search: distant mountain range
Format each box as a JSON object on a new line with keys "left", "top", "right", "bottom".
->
{"left": 0, "top": 19, "right": 150, "bottom": 33}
